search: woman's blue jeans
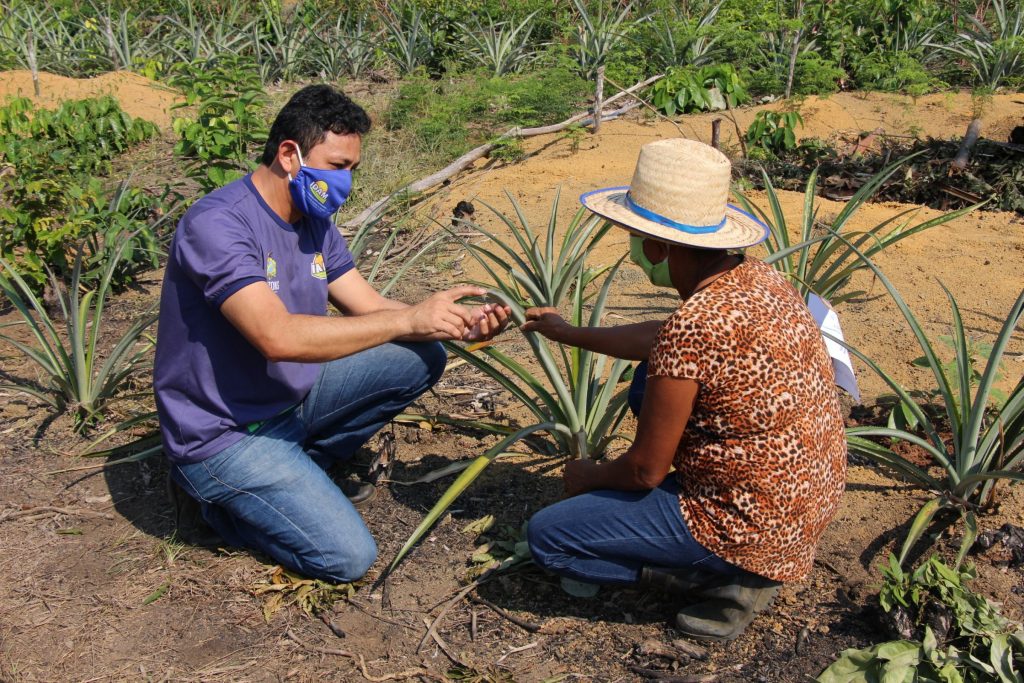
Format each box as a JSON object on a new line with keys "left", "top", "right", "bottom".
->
{"left": 527, "top": 476, "right": 739, "bottom": 585}
{"left": 527, "top": 359, "right": 740, "bottom": 586}
{"left": 169, "top": 341, "right": 446, "bottom": 583}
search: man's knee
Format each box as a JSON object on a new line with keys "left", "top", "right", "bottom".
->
{"left": 306, "top": 533, "right": 378, "bottom": 583}
{"left": 419, "top": 341, "right": 446, "bottom": 387}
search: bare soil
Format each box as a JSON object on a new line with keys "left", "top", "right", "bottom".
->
{"left": 1, "top": 78, "right": 1022, "bottom": 682}
{"left": 0, "top": 70, "right": 182, "bottom": 127}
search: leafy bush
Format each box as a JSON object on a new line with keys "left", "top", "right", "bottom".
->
{"left": 640, "top": 0, "right": 722, "bottom": 70}
{"left": 0, "top": 96, "right": 168, "bottom": 289}
{"left": 851, "top": 50, "right": 939, "bottom": 95}
{"left": 818, "top": 555, "right": 1024, "bottom": 683}
{"left": 568, "top": 0, "right": 639, "bottom": 80}
{"left": 649, "top": 64, "right": 748, "bottom": 116}
{"left": 745, "top": 110, "right": 803, "bottom": 156}
{"left": 169, "top": 55, "right": 269, "bottom": 192}
{"left": 792, "top": 52, "right": 846, "bottom": 95}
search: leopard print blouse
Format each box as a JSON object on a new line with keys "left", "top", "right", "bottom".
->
{"left": 648, "top": 257, "right": 847, "bottom": 583}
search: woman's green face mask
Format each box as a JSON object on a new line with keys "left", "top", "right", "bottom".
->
{"left": 629, "top": 235, "right": 674, "bottom": 288}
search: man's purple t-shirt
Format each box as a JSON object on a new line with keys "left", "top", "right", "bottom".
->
{"left": 154, "top": 175, "right": 354, "bottom": 464}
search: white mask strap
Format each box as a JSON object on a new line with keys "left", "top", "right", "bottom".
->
{"left": 288, "top": 144, "right": 305, "bottom": 183}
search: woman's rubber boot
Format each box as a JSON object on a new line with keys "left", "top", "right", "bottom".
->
{"left": 674, "top": 571, "right": 782, "bottom": 642}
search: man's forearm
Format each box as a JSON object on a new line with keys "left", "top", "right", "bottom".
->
{"left": 261, "top": 308, "right": 417, "bottom": 363}
{"left": 556, "top": 320, "right": 663, "bottom": 360}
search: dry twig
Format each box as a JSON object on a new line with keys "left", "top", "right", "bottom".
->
{"left": 0, "top": 506, "right": 114, "bottom": 524}
{"left": 285, "top": 629, "right": 438, "bottom": 682}
{"left": 468, "top": 594, "right": 542, "bottom": 633}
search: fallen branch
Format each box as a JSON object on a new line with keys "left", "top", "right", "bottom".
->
{"left": 417, "top": 582, "right": 479, "bottom": 653}
{"left": 495, "top": 641, "right": 538, "bottom": 664}
{"left": 468, "top": 593, "right": 542, "bottom": 633}
{"left": 952, "top": 118, "right": 983, "bottom": 170}
{"left": 0, "top": 506, "right": 115, "bottom": 524}
{"left": 285, "top": 629, "right": 438, "bottom": 682}
{"left": 341, "top": 74, "right": 664, "bottom": 229}
{"left": 628, "top": 667, "right": 718, "bottom": 682}
{"left": 420, "top": 617, "right": 466, "bottom": 667}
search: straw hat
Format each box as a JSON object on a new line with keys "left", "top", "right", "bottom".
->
{"left": 580, "top": 138, "right": 768, "bottom": 249}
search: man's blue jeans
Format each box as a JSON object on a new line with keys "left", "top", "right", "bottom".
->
{"left": 527, "top": 359, "right": 740, "bottom": 586}
{"left": 169, "top": 341, "right": 446, "bottom": 583}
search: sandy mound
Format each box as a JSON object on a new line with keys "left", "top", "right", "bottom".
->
{"left": 0, "top": 70, "right": 181, "bottom": 128}
{"left": 410, "top": 93, "right": 1024, "bottom": 404}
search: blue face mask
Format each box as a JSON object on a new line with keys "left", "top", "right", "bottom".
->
{"left": 287, "top": 147, "right": 352, "bottom": 220}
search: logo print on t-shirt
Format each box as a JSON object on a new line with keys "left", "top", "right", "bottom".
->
{"left": 266, "top": 254, "right": 280, "bottom": 291}
{"left": 310, "top": 252, "right": 326, "bottom": 279}
{"left": 309, "top": 180, "right": 329, "bottom": 205}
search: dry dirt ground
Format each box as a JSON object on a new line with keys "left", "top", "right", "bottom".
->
{"left": 0, "top": 75, "right": 1022, "bottom": 682}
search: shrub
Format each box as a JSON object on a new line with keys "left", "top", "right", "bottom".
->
{"left": 169, "top": 55, "right": 269, "bottom": 192}
{"left": 852, "top": 50, "right": 939, "bottom": 95}
{"left": 818, "top": 555, "right": 1024, "bottom": 683}
{"left": 745, "top": 110, "right": 803, "bottom": 156}
{"left": 0, "top": 96, "right": 168, "bottom": 289}
{"left": 737, "top": 160, "right": 977, "bottom": 306}
{"left": 649, "top": 63, "right": 749, "bottom": 115}
{"left": 792, "top": 52, "right": 846, "bottom": 95}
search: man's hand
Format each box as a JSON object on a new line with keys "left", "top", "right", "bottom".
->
{"left": 563, "top": 458, "right": 601, "bottom": 498}
{"left": 406, "top": 285, "right": 483, "bottom": 341}
{"left": 463, "top": 302, "right": 512, "bottom": 342}
{"left": 521, "top": 307, "right": 571, "bottom": 342}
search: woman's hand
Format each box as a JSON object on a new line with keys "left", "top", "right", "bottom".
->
{"left": 563, "top": 458, "right": 602, "bottom": 498}
{"left": 522, "top": 307, "right": 571, "bottom": 342}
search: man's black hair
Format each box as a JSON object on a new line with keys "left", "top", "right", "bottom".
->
{"left": 261, "top": 84, "right": 371, "bottom": 166}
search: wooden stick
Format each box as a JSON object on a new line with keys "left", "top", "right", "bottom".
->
{"left": 593, "top": 65, "right": 605, "bottom": 134}
{"left": 420, "top": 617, "right": 465, "bottom": 667}
{"left": 468, "top": 594, "right": 542, "bottom": 633}
{"left": 603, "top": 75, "right": 686, "bottom": 138}
{"left": 285, "top": 629, "right": 438, "bottom": 682}
{"left": 952, "top": 119, "right": 983, "bottom": 170}
{"left": 711, "top": 119, "right": 722, "bottom": 150}
{"left": 495, "top": 641, "right": 538, "bottom": 664}
{"left": 0, "top": 506, "right": 115, "bottom": 524}
{"left": 26, "top": 29, "right": 40, "bottom": 98}
{"left": 417, "top": 582, "right": 478, "bottom": 652}
{"left": 341, "top": 74, "right": 664, "bottom": 229}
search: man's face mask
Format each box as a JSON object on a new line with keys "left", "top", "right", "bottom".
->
{"left": 287, "top": 146, "right": 352, "bottom": 220}
{"left": 629, "top": 235, "right": 674, "bottom": 288}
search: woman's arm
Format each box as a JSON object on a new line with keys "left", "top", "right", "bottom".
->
{"left": 563, "top": 375, "right": 698, "bottom": 496}
{"left": 522, "top": 307, "right": 663, "bottom": 361}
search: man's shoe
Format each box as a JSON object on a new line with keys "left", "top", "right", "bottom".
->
{"left": 165, "top": 474, "right": 223, "bottom": 548}
{"left": 674, "top": 570, "right": 783, "bottom": 642}
{"left": 338, "top": 475, "right": 377, "bottom": 508}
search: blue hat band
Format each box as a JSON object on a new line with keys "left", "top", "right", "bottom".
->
{"left": 625, "top": 192, "right": 726, "bottom": 234}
